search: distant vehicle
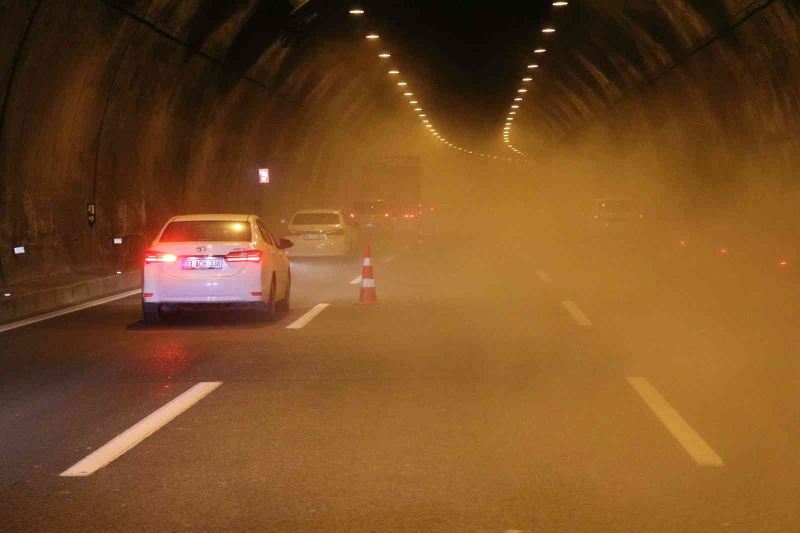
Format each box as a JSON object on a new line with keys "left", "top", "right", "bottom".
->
{"left": 285, "top": 209, "right": 357, "bottom": 257}
{"left": 142, "top": 214, "right": 292, "bottom": 324}
{"left": 591, "top": 196, "right": 644, "bottom": 233}
{"left": 349, "top": 199, "right": 391, "bottom": 229}
{"left": 349, "top": 156, "right": 423, "bottom": 227}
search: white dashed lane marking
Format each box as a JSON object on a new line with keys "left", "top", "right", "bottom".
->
{"left": 349, "top": 275, "right": 363, "bottom": 285}
{"left": 286, "top": 303, "right": 330, "bottom": 329}
{"left": 561, "top": 300, "right": 592, "bottom": 326}
{"left": 536, "top": 270, "right": 552, "bottom": 284}
{"left": 60, "top": 382, "right": 222, "bottom": 477}
{"left": 627, "top": 377, "right": 724, "bottom": 467}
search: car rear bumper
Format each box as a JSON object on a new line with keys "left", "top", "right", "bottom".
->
{"left": 288, "top": 236, "right": 349, "bottom": 257}
{"left": 143, "top": 264, "right": 264, "bottom": 304}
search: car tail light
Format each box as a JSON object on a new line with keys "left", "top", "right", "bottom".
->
{"left": 778, "top": 259, "right": 789, "bottom": 268}
{"left": 349, "top": 213, "right": 355, "bottom": 218}
{"left": 225, "top": 250, "right": 262, "bottom": 263}
{"left": 403, "top": 213, "right": 416, "bottom": 219}
{"left": 145, "top": 251, "right": 177, "bottom": 263}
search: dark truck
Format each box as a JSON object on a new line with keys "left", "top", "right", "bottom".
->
{"left": 349, "top": 156, "right": 423, "bottom": 230}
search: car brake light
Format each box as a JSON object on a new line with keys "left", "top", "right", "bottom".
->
{"left": 779, "top": 259, "right": 789, "bottom": 268}
{"left": 145, "top": 251, "right": 177, "bottom": 263}
{"left": 349, "top": 213, "right": 355, "bottom": 218}
{"left": 403, "top": 213, "right": 416, "bottom": 219}
{"left": 225, "top": 250, "right": 262, "bottom": 263}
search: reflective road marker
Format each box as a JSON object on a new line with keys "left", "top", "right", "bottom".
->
{"left": 0, "top": 289, "right": 141, "bottom": 334}
{"left": 627, "top": 377, "right": 724, "bottom": 467}
{"left": 561, "top": 300, "right": 592, "bottom": 326}
{"left": 60, "top": 382, "right": 222, "bottom": 477}
{"left": 286, "top": 303, "right": 330, "bottom": 329}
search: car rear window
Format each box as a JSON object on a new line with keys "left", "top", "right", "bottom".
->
{"left": 292, "top": 213, "right": 340, "bottom": 225}
{"left": 159, "top": 220, "right": 252, "bottom": 242}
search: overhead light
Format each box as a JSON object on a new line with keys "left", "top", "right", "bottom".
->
{"left": 511, "top": 105, "right": 520, "bottom": 108}
{"left": 388, "top": 70, "right": 400, "bottom": 75}
{"left": 535, "top": 48, "right": 546, "bottom": 53}
{"left": 527, "top": 64, "right": 539, "bottom": 69}
{"left": 414, "top": 107, "right": 422, "bottom": 111}
{"left": 397, "top": 82, "right": 407, "bottom": 86}
{"left": 514, "top": 97, "right": 523, "bottom": 101}
{"left": 378, "top": 52, "right": 391, "bottom": 58}
{"left": 409, "top": 100, "right": 418, "bottom": 104}
{"left": 403, "top": 92, "right": 413, "bottom": 96}
{"left": 349, "top": 9, "right": 365, "bottom": 15}
{"left": 509, "top": 112, "right": 516, "bottom": 115}
{"left": 366, "top": 34, "right": 379, "bottom": 40}
{"left": 419, "top": 114, "right": 426, "bottom": 117}
{"left": 517, "top": 89, "right": 528, "bottom": 93}
{"left": 422, "top": 119, "right": 429, "bottom": 123}
{"left": 542, "top": 28, "right": 556, "bottom": 33}
{"left": 553, "top": 1, "right": 568, "bottom": 6}
{"left": 522, "top": 77, "right": 532, "bottom": 82}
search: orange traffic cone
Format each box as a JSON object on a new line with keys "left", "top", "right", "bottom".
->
{"left": 358, "top": 245, "right": 377, "bottom": 304}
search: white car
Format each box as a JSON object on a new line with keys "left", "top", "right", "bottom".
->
{"left": 285, "top": 209, "right": 357, "bottom": 257}
{"left": 142, "top": 214, "right": 292, "bottom": 324}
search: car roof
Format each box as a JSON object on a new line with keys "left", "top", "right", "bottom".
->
{"left": 171, "top": 214, "right": 252, "bottom": 222}
{"left": 292, "top": 209, "right": 342, "bottom": 215}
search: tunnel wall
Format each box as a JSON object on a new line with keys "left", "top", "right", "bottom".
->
{"left": 521, "top": 0, "right": 800, "bottom": 228}
{"left": 0, "top": 0, "right": 420, "bottom": 286}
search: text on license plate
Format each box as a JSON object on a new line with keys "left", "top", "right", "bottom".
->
{"left": 182, "top": 258, "right": 223, "bottom": 270}
{"left": 303, "top": 233, "right": 327, "bottom": 240}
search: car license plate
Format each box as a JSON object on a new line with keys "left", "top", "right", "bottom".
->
{"left": 303, "top": 233, "right": 327, "bottom": 240}
{"left": 181, "top": 258, "right": 223, "bottom": 270}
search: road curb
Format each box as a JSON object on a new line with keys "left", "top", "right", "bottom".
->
{"left": 0, "top": 271, "right": 141, "bottom": 325}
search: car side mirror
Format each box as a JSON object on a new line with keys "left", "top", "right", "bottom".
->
{"left": 277, "top": 237, "right": 293, "bottom": 250}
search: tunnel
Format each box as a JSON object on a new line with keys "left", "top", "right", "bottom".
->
{"left": 3, "top": 1, "right": 800, "bottom": 530}
{"left": 2, "top": 0, "right": 797, "bottom": 285}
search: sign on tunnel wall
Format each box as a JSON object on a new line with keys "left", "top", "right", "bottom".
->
{"left": 259, "top": 169, "right": 270, "bottom": 184}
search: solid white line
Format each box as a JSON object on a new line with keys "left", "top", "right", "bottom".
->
{"left": 0, "top": 289, "right": 142, "bottom": 334}
{"left": 561, "top": 300, "right": 592, "bottom": 326}
{"left": 349, "top": 275, "right": 363, "bottom": 285}
{"left": 627, "top": 377, "right": 724, "bottom": 467}
{"left": 536, "top": 270, "right": 552, "bottom": 284}
{"left": 60, "top": 382, "right": 222, "bottom": 477}
{"left": 286, "top": 303, "right": 330, "bottom": 329}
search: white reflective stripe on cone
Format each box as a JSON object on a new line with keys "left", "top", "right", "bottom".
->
{"left": 363, "top": 257, "right": 372, "bottom": 266}
{"left": 361, "top": 278, "right": 375, "bottom": 288}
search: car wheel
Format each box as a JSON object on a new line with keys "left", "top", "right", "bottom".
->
{"left": 277, "top": 271, "right": 291, "bottom": 313}
{"left": 143, "top": 302, "right": 161, "bottom": 324}
{"left": 259, "top": 277, "right": 277, "bottom": 322}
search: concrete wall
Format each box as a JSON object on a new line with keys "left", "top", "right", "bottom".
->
{"left": 520, "top": 0, "right": 800, "bottom": 224}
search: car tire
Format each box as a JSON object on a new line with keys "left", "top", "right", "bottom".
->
{"left": 259, "top": 277, "right": 277, "bottom": 322}
{"left": 277, "top": 271, "right": 291, "bottom": 313}
{"left": 143, "top": 302, "right": 161, "bottom": 325}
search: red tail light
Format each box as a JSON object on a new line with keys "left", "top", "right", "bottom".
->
{"left": 225, "top": 250, "right": 262, "bottom": 263}
{"left": 403, "top": 213, "right": 416, "bottom": 219}
{"left": 145, "top": 251, "right": 177, "bottom": 263}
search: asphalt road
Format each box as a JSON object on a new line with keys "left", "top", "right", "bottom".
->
{"left": 2, "top": 228, "right": 800, "bottom": 532}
